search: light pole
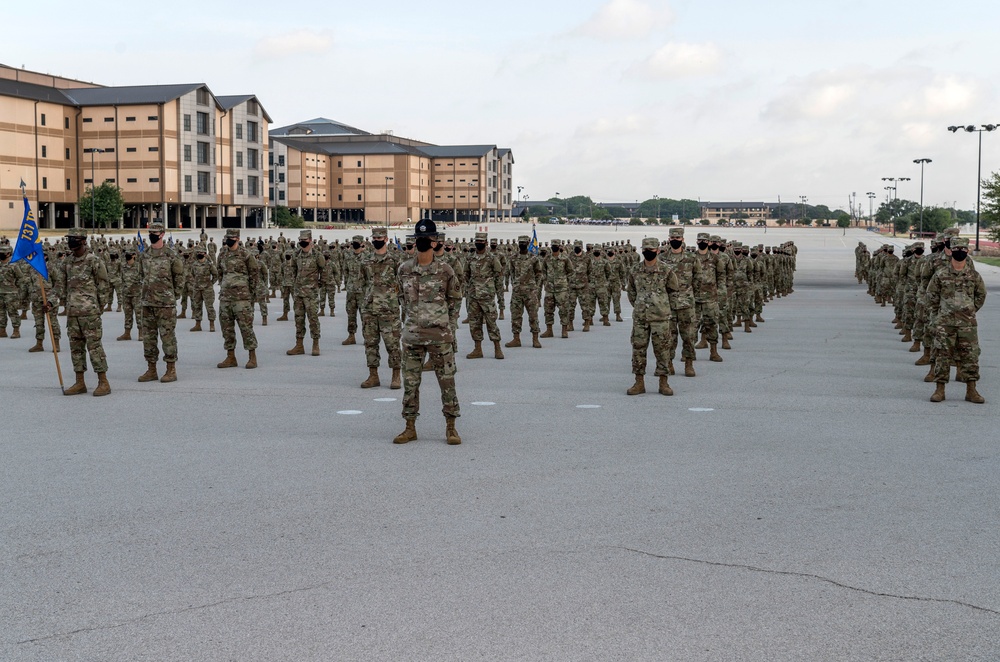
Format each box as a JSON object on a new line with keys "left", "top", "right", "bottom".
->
{"left": 866, "top": 192, "right": 876, "bottom": 228}
{"left": 653, "top": 195, "right": 660, "bottom": 223}
{"left": 799, "top": 195, "right": 807, "bottom": 225}
{"left": 555, "top": 191, "right": 562, "bottom": 221}
{"left": 913, "top": 158, "right": 932, "bottom": 235}
{"left": 947, "top": 124, "right": 998, "bottom": 253}
{"left": 84, "top": 147, "right": 105, "bottom": 233}
{"left": 881, "top": 177, "right": 910, "bottom": 236}
{"left": 384, "top": 175, "right": 393, "bottom": 231}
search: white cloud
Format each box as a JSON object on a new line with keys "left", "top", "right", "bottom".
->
{"left": 634, "top": 42, "right": 723, "bottom": 79}
{"left": 254, "top": 30, "right": 333, "bottom": 59}
{"left": 575, "top": 114, "right": 652, "bottom": 137}
{"left": 573, "top": 0, "right": 673, "bottom": 40}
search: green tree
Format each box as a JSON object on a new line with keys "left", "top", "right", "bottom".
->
{"left": 836, "top": 213, "right": 851, "bottom": 228}
{"left": 79, "top": 182, "right": 125, "bottom": 229}
{"left": 979, "top": 172, "right": 1000, "bottom": 230}
{"left": 272, "top": 206, "right": 305, "bottom": 228}
{"left": 914, "top": 207, "right": 954, "bottom": 235}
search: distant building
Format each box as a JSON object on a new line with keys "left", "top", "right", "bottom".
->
{"left": 0, "top": 64, "right": 270, "bottom": 231}
{"left": 699, "top": 201, "right": 774, "bottom": 222}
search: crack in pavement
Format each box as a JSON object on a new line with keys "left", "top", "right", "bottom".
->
{"left": 619, "top": 547, "right": 1000, "bottom": 617}
{"left": 13, "top": 579, "right": 337, "bottom": 645}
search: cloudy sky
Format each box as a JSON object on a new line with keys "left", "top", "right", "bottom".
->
{"left": 7, "top": 0, "right": 1000, "bottom": 211}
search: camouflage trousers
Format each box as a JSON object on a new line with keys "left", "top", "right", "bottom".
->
{"left": 220, "top": 299, "right": 257, "bottom": 351}
{"left": 108, "top": 281, "right": 121, "bottom": 308}
{"left": 179, "top": 285, "right": 189, "bottom": 312}
{"left": 901, "top": 290, "right": 917, "bottom": 330}
{"left": 732, "top": 284, "right": 751, "bottom": 321}
{"left": 122, "top": 294, "right": 141, "bottom": 332}
{"left": 319, "top": 287, "right": 336, "bottom": 314}
{"left": 282, "top": 287, "right": 292, "bottom": 316}
{"left": 543, "top": 289, "right": 571, "bottom": 327}
{"left": 670, "top": 306, "right": 698, "bottom": 361}
{"left": 402, "top": 341, "right": 460, "bottom": 420}
{"left": 753, "top": 286, "right": 764, "bottom": 315}
{"left": 293, "top": 289, "right": 320, "bottom": 340}
{"left": 632, "top": 318, "right": 675, "bottom": 376}
{"left": 31, "top": 296, "right": 61, "bottom": 342}
{"left": 254, "top": 291, "right": 268, "bottom": 320}
{"left": 568, "top": 287, "right": 587, "bottom": 322}
{"left": 362, "top": 310, "right": 401, "bottom": 369}
{"left": 609, "top": 285, "right": 622, "bottom": 316}
{"left": 141, "top": 306, "right": 178, "bottom": 363}
{"left": 467, "top": 295, "right": 501, "bottom": 343}
{"left": 66, "top": 314, "right": 107, "bottom": 373}
{"left": 695, "top": 300, "right": 720, "bottom": 344}
{"left": 191, "top": 287, "right": 216, "bottom": 322}
{"left": 718, "top": 296, "right": 733, "bottom": 334}
{"left": 934, "top": 324, "right": 980, "bottom": 383}
{"left": 345, "top": 291, "right": 362, "bottom": 334}
{"left": 0, "top": 292, "right": 21, "bottom": 330}
{"left": 586, "top": 284, "right": 610, "bottom": 318}
{"left": 509, "top": 287, "right": 540, "bottom": 335}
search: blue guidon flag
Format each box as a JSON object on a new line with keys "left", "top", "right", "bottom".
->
{"left": 10, "top": 180, "right": 48, "bottom": 280}
{"left": 529, "top": 224, "right": 540, "bottom": 255}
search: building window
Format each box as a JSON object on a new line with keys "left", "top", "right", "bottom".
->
{"left": 358, "top": 195, "right": 362, "bottom": 201}
{"left": 247, "top": 148, "right": 258, "bottom": 170}
{"left": 197, "top": 88, "right": 209, "bottom": 106}
{"left": 150, "top": 177, "right": 160, "bottom": 183}
{"left": 337, "top": 160, "right": 341, "bottom": 167}
{"left": 65, "top": 147, "right": 70, "bottom": 160}
{"left": 149, "top": 146, "right": 159, "bottom": 152}
{"left": 41, "top": 145, "right": 47, "bottom": 158}
{"left": 105, "top": 117, "right": 114, "bottom": 122}
{"left": 197, "top": 172, "right": 210, "bottom": 194}
{"left": 64, "top": 117, "right": 69, "bottom": 129}
{"left": 235, "top": 123, "right": 242, "bottom": 140}
{"left": 279, "top": 191, "right": 285, "bottom": 201}
{"left": 197, "top": 142, "right": 210, "bottom": 165}
{"left": 105, "top": 148, "right": 115, "bottom": 154}
{"left": 236, "top": 179, "right": 244, "bottom": 195}
{"left": 279, "top": 173, "right": 284, "bottom": 183}
{"left": 148, "top": 115, "right": 158, "bottom": 121}
{"left": 183, "top": 114, "right": 191, "bottom": 131}
{"left": 84, "top": 178, "right": 92, "bottom": 184}
{"left": 337, "top": 177, "right": 342, "bottom": 184}
{"left": 357, "top": 161, "right": 361, "bottom": 167}
{"left": 40, "top": 113, "right": 46, "bottom": 126}
{"left": 247, "top": 99, "right": 259, "bottom": 116}
{"left": 236, "top": 151, "right": 243, "bottom": 168}
{"left": 127, "top": 147, "right": 137, "bottom": 153}
{"left": 247, "top": 176, "right": 259, "bottom": 197}
{"left": 196, "top": 112, "right": 209, "bottom": 135}
{"left": 127, "top": 178, "right": 137, "bottom": 183}
{"left": 357, "top": 177, "right": 362, "bottom": 184}
{"left": 184, "top": 175, "right": 192, "bottom": 192}
{"left": 42, "top": 177, "right": 47, "bottom": 189}
{"left": 278, "top": 155, "right": 284, "bottom": 166}
{"left": 247, "top": 121, "right": 258, "bottom": 143}
{"left": 126, "top": 116, "right": 136, "bottom": 122}
{"left": 105, "top": 178, "right": 115, "bottom": 184}
{"left": 66, "top": 178, "right": 71, "bottom": 191}
{"left": 82, "top": 118, "right": 92, "bottom": 123}
{"left": 184, "top": 145, "right": 191, "bottom": 162}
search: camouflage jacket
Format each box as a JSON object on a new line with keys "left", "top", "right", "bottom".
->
{"left": 510, "top": 252, "right": 543, "bottom": 292}
{"left": 343, "top": 251, "right": 367, "bottom": 293}
{"left": 188, "top": 258, "right": 218, "bottom": 290}
{"left": 660, "top": 250, "right": 701, "bottom": 310}
{"left": 694, "top": 251, "right": 724, "bottom": 303}
{"left": 626, "top": 260, "right": 680, "bottom": 323}
{"left": 363, "top": 251, "right": 401, "bottom": 315}
{"left": 139, "top": 246, "right": 185, "bottom": 307}
{"left": 590, "top": 256, "right": 613, "bottom": 290}
{"left": 292, "top": 248, "right": 326, "bottom": 294}
{"left": 218, "top": 246, "right": 259, "bottom": 302}
{"left": 926, "top": 264, "right": 986, "bottom": 326}
{"left": 568, "top": 251, "right": 590, "bottom": 289}
{"left": 255, "top": 258, "right": 269, "bottom": 299}
{"left": 106, "top": 257, "right": 123, "bottom": 285}
{"left": 59, "top": 252, "right": 109, "bottom": 316}
{"left": 121, "top": 259, "right": 142, "bottom": 297}
{"left": 0, "top": 259, "right": 26, "bottom": 295}
{"left": 398, "top": 257, "right": 461, "bottom": 345}
{"left": 323, "top": 253, "right": 342, "bottom": 289}
{"left": 543, "top": 253, "right": 572, "bottom": 293}
{"left": 280, "top": 255, "right": 296, "bottom": 287}
{"left": 465, "top": 251, "right": 503, "bottom": 300}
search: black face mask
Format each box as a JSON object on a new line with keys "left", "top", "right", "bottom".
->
{"left": 352, "top": 242, "right": 361, "bottom": 250}
{"left": 148, "top": 234, "right": 161, "bottom": 244}
{"left": 709, "top": 244, "right": 719, "bottom": 251}
{"left": 913, "top": 249, "right": 924, "bottom": 256}
{"left": 110, "top": 254, "right": 118, "bottom": 260}
{"left": 445, "top": 246, "right": 452, "bottom": 252}
{"left": 225, "top": 238, "right": 237, "bottom": 248}
{"left": 475, "top": 242, "right": 487, "bottom": 251}
{"left": 299, "top": 240, "right": 310, "bottom": 248}
{"left": 540, "top": 251, "right": 548, "bottom": 257}
{"left": 574, "top": 247, "right": 582, "bottom": 254}
{"left": 952, "top": 249, "right": 968, "bottom": 261}
{"left": 594, "top": 251, "right": 601, "bottom": 257}
{"left": 125, "top": 254, "right": 134, "bottom": 261}
{"left": 415, "top": 237, "right": 433, "bottom": 252}
{"left": 642, "top": 250, "right": 657, "bottom": 261}
{"left": 518, "top": 243, "right": 528, "bottom": 252}
{"left": 719, "top": 246, "right": 727, "bottom": 253}
{"left": 697, "top": 242, "right": 708, "bottom": 250}
{"left": 285, "top": 255, "right": 292, "bottom": 260}
{"left": 196, "top": 253, "right": 205, "bottom": 259}
{"left": 551, "top": 247, "right": 560, "bottom": 254}
{"left": 68, "top": 238, "right": 85, "bottom": 250}
{"left": 669, "top": 240, "right": 683, "bottom": 249}
{"left": 372, "top": 240, "right": 386, "bottom": 250}
{"left": 742, "top": 251, "right": 749, "bottom": 257}
{"left": 608, "top": 252, "right": 615, "bottom": 257}
{"left": 932, "top": 245, "right": 942, "bottom": 253}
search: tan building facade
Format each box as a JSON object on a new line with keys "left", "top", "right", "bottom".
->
{"left": 0, "top": 65, "right": 270, "bottom": 232}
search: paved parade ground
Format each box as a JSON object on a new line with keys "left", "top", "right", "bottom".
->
{"left": 1, "top": 225, "right": 998, "bottom": 661}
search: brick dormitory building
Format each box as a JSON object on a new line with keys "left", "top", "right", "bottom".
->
{"left": 0, "top": 64, "right": 515, "bottom": 232}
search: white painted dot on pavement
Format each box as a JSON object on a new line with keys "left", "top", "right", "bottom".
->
{"left": 337, "top": 410, "right": 364, "bottom": 415}
{"left": 471, "top": 401, "right": 496, "bottom": 406}
{"left": 688, "top": 408, "right": 715, "bottom": 412}
{"left": 576, "top": 405, "right": 602, "bottom": 409}
{"left": 373, "top": 398, "right": 397, "bottom": 402}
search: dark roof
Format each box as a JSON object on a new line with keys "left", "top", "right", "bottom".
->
{"left": 270, "top": 118, "right": 371, "bottom": 137}
{"left": 0, "top": 78, "right": 73, "bottom": 103}
{"left": 700, "top": 202, "right": 773, "bottom": 209}
{"left": 275, "top": 137, "right": 425, "bottom": 157}
{"left": 523, "top": 201, "right": 556, "bottom": 208}
{"left": 62, "top": 83, "right": 214, "bottom": 107}
{"left": 216, "top": 94, "right": 273, "bottom": 122}
{"left": 422, "top": 145, "right": 495, "bottom": 158}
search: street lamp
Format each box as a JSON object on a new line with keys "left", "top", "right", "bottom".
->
{"left": 384, "top": 175, "right": 394, "bottom": 231}
{"left": 653, "top": 195, "right": 660, "bottom": 223}
{"left": 881, "top": 177, "right": 911, "bottom": 236}
{"left": 947, "top": 124, "right": 998, "bottom": 253}
{"left": 84, "top": 147, "right": 105, "bottom": 233}
{"left": 913, "top": 158, "right": 932, "bottom": 235}
{"left": 799, "top": 195, "right": 808, "bottom": 225}
{"left": 555, "top": 191, "right": 561, "bottom": 221}
{"left": 866, "top": 192, "right": 876, "bottom": 228}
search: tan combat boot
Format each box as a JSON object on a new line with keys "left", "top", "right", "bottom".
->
{"left": 318, "top": 309, "right": 325, "bottom": 317}
{"left": 393, "top": 418, "right": 417, "bottom": 444}
{"left": 262, "top": 316, "right": 268, "bottom": 326}
{"left": 695, "top": 334, "right": 708, "bottom": 350}
{"left": 137, "top": 361, "right": 158, "bottom": 382}
{"left": 900, "top": 330, "right": 911, "bottom": 342}
{"left": 626, "top": 374, "right": 645, "bottom": 395}
{"left": 923, "top": 366, "right": 935, "bottom": 383}
{"left": 965, "top": 381, "right": 986, "bottom": 404}
{"left": 10, "top": 328, "right": 20, "bottom": 339}
{"left": 532, "top": 332, "right": 542, "bottom": 349}
{"left": 446, "top": 416, "right": 462, "bottom": 445}
{"left": 505, "top": 335, "right": 521, "bottom": 348}
{"left": 684, "top": 358, "right": 696, "bottom": 377}
{"left": 177, "top": 309, "right": 186, "bottom": 319}
{"left": 744, "top": 320, "right": 752, "bottom": 333}
{"left": 390, "top": 368, "right": 401, "bottom": 390}
{"left": 493, "top": 341, "right": 505, "bottom": 359}
{"left": 361, "top": 367, "right": 380, "bottom": 388}
{"left": 287, "top": 339, "right": 305, "bottom": 355}
{"left": 560, "top": 326, "right": 569, "bottom": 338}
{"left": 602, "top": 315, "right": 610, "bottom": 326}
{"left": 190, "top": 320, "right": 202, "bottom": 332}
{"left": 341, "top": 333, "right": 356, "bottom": 345}
{"left": 217, "top": 350, "right": 238, "bottom": 369}
{"left": 616, "top": 313, "right": 623, "bottom": 322}
{"left": 582, "top": 319, "right": 591, "bottom": 332}
{"left": 915, "top": 348, "right": 932, "bottom": 366}
{"left": 53, "top": 339, "right": 60, "bottom": 352}
{"left": 466, "top": 341, "right": 483, "bottom": 359}
{"left": 908, "top": 339, "right": 921, "bottom": 352}
{"left": 117, "top": 330, "right": 131, "bottom": 341}
{"left": 540, "top": 324, "right": 554, "bottom": 338}
{"left": 209, "top": 320, "right": 216, "bottom": 332}
{"left": 0, "top": 328, "right": 6, "bottom": 338}
{"left": 749, "top": 318, "right": 758, "bottom": 328}
{"left": 311, "top": 338, "right": 320, "bottom": 356}
{"left": 64, "top": 372, "right": 87, "bottom": 396}
{"left": 28, "top": 340, "right": 43, "bottom": 352}
{"left": 721, "top": 337, "right": 732, "bottom": 350}
{"left": 667, "top": 360, "right": 675, "bottom": 376}
{"left": 709, "top": 344, "right": 723, "bottom": 362}
{"left": 277, "top": 313, "right": 289, "bottom": 321}
{"left": 93, "top": 372, "right": 111, "bottom": 397}
{"left": 160, "top": 362, "right": 177, "bottom": 383}
{"left": 930, "top": 382, "right": 946, "bottom": 402}
{"left": 658, "top": 375, "right": 673, "bottom": 396}
{"left": 499, "top": 309, "right": 505, "bottom": 320}
{"left": 245, "top": 350, "right": 257, "bottom": 369}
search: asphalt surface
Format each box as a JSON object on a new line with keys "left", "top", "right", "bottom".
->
{"left": 1, "top": 226, "right": 998, "bottom": 661}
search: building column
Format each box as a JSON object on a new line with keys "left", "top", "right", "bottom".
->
{"left": 73, "top": 203, "right": 80, "bottom": 229}
{"left": 45, "top": 202, "right": 55, "bottom": 229}
{"left": 160, "top": 202, "right": 167, "bottom": 225}
{"left": 240, "top": 206, "right": 246, "bottom": 230}
{"left": 174, "top": 204, "right": 181, "bottom": 229}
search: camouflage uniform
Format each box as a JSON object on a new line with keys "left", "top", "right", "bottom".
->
{"left": 188, "top": 251, "right": 218, "bottom": 324}
{"left": 694, "top": 232, "right": 724, "bottom": 351}
{"left": 627, "top": 238, "right": 681, "bottom": 381}
{"left": 320, "top": 249, "right": 341, "bottom": 316}
{"left": 361, "top": 232, "right": 402, "bottom": 371}
{"left": 508, "top": 235, "right": 543, "bottom": 337}
{"left": 106, "top": 251, "right": 123, "bottom": 311}
{"left": 139, "top": 224, "right": 185, "bottom": 368}
{"left": 542, "top": 239, "right": 572, "bottom": 333}
{"left": 660, "top": 228, "right": 702, "bottom": 365}
{"left": 464, "top": 232, "right": 503, "bottom": 344}
{"left": 343, "top": 235, "right": 367, "bottom": 337}
{"left": 120, "top": 253, "right": 142, "bottom": 337}
{"left": 217, "top": 229, "right": 259, "bottom": 353}
{"left": 58, "top": 231, "right": 109, "bottom": 375}
{"left": 568, "top": 240, "right": 591, "bottom": 328}
{"left": 588, "top": 245, "right": 613, "bottom": 324}
{"left": 254, "top": 246, "right": 269, "bottom": 323}
{"left": 291, "top": 230, "right": 326, "bottom": 344}
{"left": 0, "top": 246, "right": 26, "bottom": 336}
{"left": 28, "top": 262, "right": 61, "bottom": 347}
